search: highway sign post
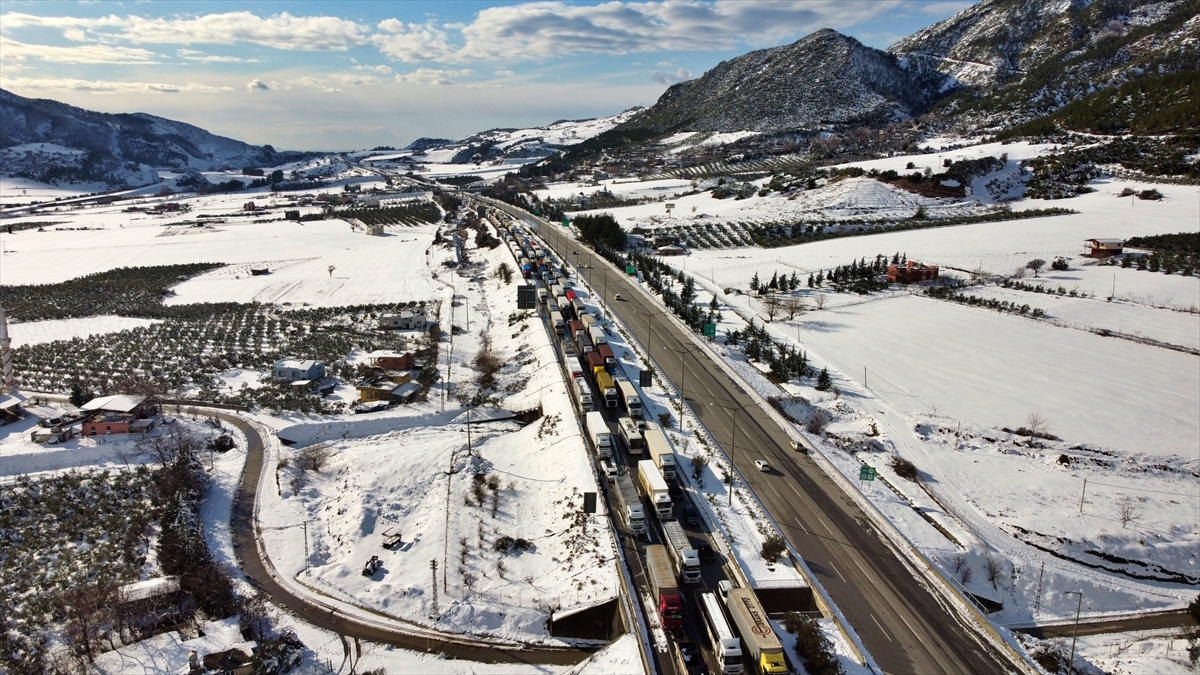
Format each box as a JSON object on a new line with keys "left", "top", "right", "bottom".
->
{"left": 626, "top": 264, "right": 636, "bottom": 275}
{"left": 702, "top": 323, "right": 716, "bottom": 339}
{"left": 859, "top": 466, "right": 876, "bottom": 489}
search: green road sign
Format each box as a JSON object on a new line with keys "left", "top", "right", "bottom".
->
{"left": 859, "top": 466, "right": 877, "bottom": 482}
{"left": 626, "top": 264, "right": 636, "bottom": 275}
{"left": 561, "top": 218, "right": 570, "bottom": 227}
{"left": 702, "top": 323, "right": 717, "bottom": 338}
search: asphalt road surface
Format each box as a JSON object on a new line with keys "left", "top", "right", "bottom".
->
{"left": 221, "top": 412, "right": 590, "bottom": 667}
{"left": 502, "top": 204, "right": 1029, "bottom": 675}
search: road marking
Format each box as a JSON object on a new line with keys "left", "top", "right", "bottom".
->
{"left": 819, "top": 518, "right": 835, "bottom": 536}
{"left": 851, "top": 555, "right": 872, "bottom": 581}
{"left": 871, "top": 614, "right": 894, "bottom": 642}
{"left": 788, "top": 482, "right": 805, "bottom": 500}
{"left": 794, "top": 518, "right": 810, "bottom": 535}
{"left": 896, "top": 608, "right": 920, "bottom": 640}
{"left": 830, "top": 562, "right": 846, "bottom": 582}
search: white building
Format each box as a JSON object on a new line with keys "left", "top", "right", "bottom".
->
{"left": 273, "top": 359, "right": 326, "bottom": 381}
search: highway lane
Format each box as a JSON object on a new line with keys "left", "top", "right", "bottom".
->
{"left": 511, "top": 207, "right": 1028, "bottom": 674}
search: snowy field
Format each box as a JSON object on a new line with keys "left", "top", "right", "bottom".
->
{"left": 6, "top": 316, "right": 162, "bottom": 349}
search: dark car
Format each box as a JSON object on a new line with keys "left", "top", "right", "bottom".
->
{"left": 698, "top": 542, "right": 717, "bottom": 563}
{"left": 682, "top": 504, "right": 701, "bottom": 527}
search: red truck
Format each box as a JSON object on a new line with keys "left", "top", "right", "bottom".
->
{"left": 646, "top": 544, "right": 684, "bottom": 630}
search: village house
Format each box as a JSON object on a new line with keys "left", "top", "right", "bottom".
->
{"left": 370, "top": 352, "right": 415, "bottom": 371}
{"left": 887, "top": 261, "right": 940, "bottom": 284}
{"left": 355, "top": 380, "right": 419, "bottom": 404}
{"left": 378, "top": 310, "right": 427, "bottom": 331}
{"left": 1084, "top": 238, "right": 1124, "bottom": 257}
{"left": 272, "top": 359, "right": 325, "bottom": 381}
{"left": 657, "top": 245, "right": 687, "bottom": 256}
{"left": 81, "top": 394, "right": 150, "bottom": 436}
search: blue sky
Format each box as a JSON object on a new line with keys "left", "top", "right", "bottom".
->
{"left": 0, "top": 1, "right": 973, "bottom": 150}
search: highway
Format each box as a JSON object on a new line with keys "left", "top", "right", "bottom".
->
{"left": 497, "top": 201, "right": 1030, "bottom": 675}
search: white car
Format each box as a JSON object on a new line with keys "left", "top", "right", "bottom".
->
{"left": 613, "top": 293, "right": 623, "bottom": 300}
{"left": 754, "top": 459, "right": 771, "bottom": 472}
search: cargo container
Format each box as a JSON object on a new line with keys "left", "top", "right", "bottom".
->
{"left": 726, "top": 588, "right": 787, "bottom": 674}
{"left": 662, "top": 520, "right": 701, "bottom": 583}
{"left": 644, "top": 422, "right": 676, "bottom": 481}
{"left": 595, "top": 371, "right": 618, "bottom": 408}
{"left": 585, "top": 411, "right": 612, "bottom": 459}
{"left": 646, "top": 545, "right": 684, "bottom": 631}
{"left": 637, "top": 460, "right": 672, "bottom": 519}
{"left": 617, "top": 380, "right": 642, "bottom": 420}
{"left": 698, "top": 590, "right": 744, "bottom": 674}
{"left": 615, "top": 474, "right": 646, "bottom": 535}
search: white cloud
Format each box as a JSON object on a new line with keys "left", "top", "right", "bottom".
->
{"left": 372, "top": 20, "right": 455, "bottom": 61}
{"left": 0, "top": 37, "right": 157, "bottom": 64}
{"left": 395, "top": 68, "right": 472, "bottom": 85}
{"left": 652, "top": 67, "right": 692, "bottom": 85}
{"left": 178, "top": 49, "right": 255, "bottom": 63}
{"left": 0, "top": 11, "right": 369, "bottom": 51}
{"left": 445, "top": 0, "right": 902, "bottom": 61}
{"left": 353, "top": 64, "right": 394, "bottom": 75}
{"left": 247, "top": 79, "right": 270, "bottom": 91}
{"left": 1, "top": 76, "right": 232, "bottom": 95}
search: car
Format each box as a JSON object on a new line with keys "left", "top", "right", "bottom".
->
{"left": 698, "top": 542, "right": 717, "bottom": 563}
{"left": 613, "top": 293, "right": 622, "bottom": 300}
{"left": 754, "top": 459, "right": 771, "bottom": 472}
{"left": 682, "top": 504, "right": 701, "bottom": 526}
{"left": 789, "top": 439, "right": 806, "bottom": 453}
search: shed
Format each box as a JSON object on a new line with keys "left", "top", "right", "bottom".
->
{"left": 81, "top": 394, "right": 146, "bottom": 414}
{"left": 273, "top": 359, "right": 325, "bottom": 381}
{"left": 888, "top": 261, "right": 940, "bottom": 284}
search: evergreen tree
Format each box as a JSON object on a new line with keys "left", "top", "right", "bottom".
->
{"left": 815, "top": 367, "right": 832, "bottom": 391}
{"left": 750, "top": 272, "right": 760, "bottom": 291}
{"left": 769, "top": 272, "right": 779, "bottom": 290}
{"left": 808, "top": 274, "right": 815, "bottom": 288}
{"left": 892, "top": 252, "right": 900, "bottom": 265}
{"left": 790, "top": 272, "right": 799, "bottom": 291}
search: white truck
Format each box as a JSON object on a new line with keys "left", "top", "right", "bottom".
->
{"left": 588, "top": 325, "right": 607, "bottom": 346}
{"left": 585, "top": 411, "right": 612, "bottom": 459}
{"left": 662, "top": 520, "right": 702, "bottom": 584}
{"left": 617, "top": 380, "right": 642, "bottom": 419}
{"left": 573, "top": 377, "right": 594, "bottom": 412}
{"left": 615, "top": 474, "right": 646, "bottom": 536}
{"left": 644, "top": 422, "right": 677, "bottom": 481}
{"left": 637, "top": 460, "right": 672, "bottom": 520}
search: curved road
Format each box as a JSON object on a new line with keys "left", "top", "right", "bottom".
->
{"left": 219, "top": 412, "right": 591, "bottom": 667}
{"left": 488, "top": 200, "right": 1030, "bottom": 674}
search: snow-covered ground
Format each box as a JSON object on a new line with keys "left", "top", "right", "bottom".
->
{"left": 635, "top": 168, "right": 1199, "bottom": 650}
{"left": 6, "top": 316, "right": 162, "bottom": 349}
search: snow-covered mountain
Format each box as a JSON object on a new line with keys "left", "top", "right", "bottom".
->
{"left": 618, "top": 29, "right": 949, "bottom": 134}
{"left": 891, "top": 0, "right": 1200, "bottom": 131}
{"left": 0, "top": 88, "right": 308, "bottom": 188}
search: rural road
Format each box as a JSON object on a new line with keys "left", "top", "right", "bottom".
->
{"left": 485, "top": 199, "right": 1030, "bottom": 675}
{"left": 219, "top": 411, "right": 591, "bottom": 667}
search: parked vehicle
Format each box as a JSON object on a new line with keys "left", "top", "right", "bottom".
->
{"left": 637, "top": 460, "right": 672, "bottom": 519}
{"left": 615, "top": 474, "right": 646, "bottom": 536}
{"left": 585, "top": 410, "right": 613, "bottom": 459}
{"left": 646, "top": 545, "right": 684, "bottom": 630}
{"left": 698, "top": 589, "right": 744, "bottom": 675}
{"left": 662, "top": 520, "right": 702, "bottom": 584}
{"left": 725, "top": 587, "right": 787, "bottom": 674}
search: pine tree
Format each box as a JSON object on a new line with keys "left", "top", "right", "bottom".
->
{"left": 808, "top": 274, "right": 815, "bottom": 288}
{"left": 750, "top": 272, "right": 760, "bottom": 291}
{"left": 892, "top": 252, "right": 900, "bottom": 265}
{"left": 815, "top": 368, "right": 832, "bottom": 391}
{"left": 769, "top": 272, "right": 779, "bottom": 290}
{"left": 790, "top": 272, "right": 799, "bottom": 290}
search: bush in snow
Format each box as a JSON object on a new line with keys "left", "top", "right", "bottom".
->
{"left": 760, "top": 534, "right": 786, "bottom": 563}
{"left": 783, "top": 612, "right": 845, "bottom": 675}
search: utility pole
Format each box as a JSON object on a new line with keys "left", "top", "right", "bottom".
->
{"left": 302, "top": 520, "right": 309, "bottom": 574}
{"left": 1078, "top": 477, "right": 1087, "bottom": 514}
{"left": 728, "top": 407, "right": 740, "bottom": 507}
{"left": 1033, "top": 561, "right": 1045, "bottom": 611}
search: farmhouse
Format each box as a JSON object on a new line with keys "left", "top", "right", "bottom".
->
{"left": 81, "top": 394, "right": 149, "bottom": 435}
{"left": 273, "top": 359, "right": 325, "bottom": 381}
{"left": 888, "top": 261, "right": 940, "bottom": 284}
{"left": 355, "top": 380, "right": 418, "bottom": 404}
{"left": 243, "top": 201, "right": 257, "bottom": 212}
{"left": 370, "top": 352, "right": 415, "bottom": 371}
{"left": 657, "top": 245, "right": 687, "bottom": 256}
{"left": 379, "top": 310, "right": 428, "bottom": 330}
{"left": 1084, "top": 238, "right": 1124, "bottom": 257}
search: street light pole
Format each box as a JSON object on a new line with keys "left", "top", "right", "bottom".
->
{"left": 728, "top": 407, "right": 739, "bottom": 507}
{"left": 1066, "top": 591, "right": 1083, "bottom": 675}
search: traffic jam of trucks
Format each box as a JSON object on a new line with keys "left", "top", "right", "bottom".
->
{"left": 507, "top": 222, "right": 796, "bottom": 675}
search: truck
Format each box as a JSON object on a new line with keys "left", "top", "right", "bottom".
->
{"left": 614, "top": 474, "right": 646, "bottom": 536}
{"left": 580, "top": 314, "right": 598, "bottom": 330}
{"left": 549, "top": 310, "right": 564, "bottom": 336}
{"left": 698, "top": 590, "right": 744, "bottom": 675}
{"left": 577, "top": 332, "right": 594, "bottom": 354}
{"left": 637, "top": 460, "right": 672, "bottom": 519}
{"left": 618, "top": 416, "right": 644, "bottom": 455}
{"left": 617, "top": 380, "right": 642, "bottom": 420}
{"left": 597, "top": 343, "right": 616, "bottom": 368}
{"left": 588, "top": 325, "right": 607, "bottom": 346}
{"left": 725, "top": 588, "right": 787, "bottom": 674}
{"left": 587, "top": 351, "right": 606, "bottom": 376}
{"left": 595, "top": 371, "right": 618, "bottom": 408}
{"left": 662, "top": 520, "right": 701, "bottom": 584}
{"left": 585, "top": 411, "right": 612, "bottom": 459}
{"left": 646, "top": 545, "right": 684, "bottom": 631}
{"left": 573, "top": 377, "right": 594, "bottom": 412}
{"left": 644, "top": 422, "right": 677, "bottom": 481}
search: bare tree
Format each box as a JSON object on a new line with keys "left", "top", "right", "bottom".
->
{"left": 762, "top": 294, "right": 782, "bottom": 321}
{"left": 984, "top": 554, "right": 1004, "bottom": 590}
{"left": 1025, "top": 412, "right": 1051, "bottom": 438}
{"left": 805, "top": 409, "right": 830, "bottom": 435}
{"left": 298, "top": 443, "right": 332, "bottom": 472}
{"left": 783, "top": 296, "right": 805, "bottom": 320}
{"left": 138, "top": 425, "right": 203, "bottom": 468}
{"left": 812, "top": 291, "right": 828, "bottom": 310}
{"left": 473, "top": 338, "right": 503, "bottom": 390}
{"left": 1116, "top": 496, "right": 1144, "bottom": 529}
{"left": 327, "top": 264, "right": 336, "bottom": 278}
{"left": 691, "top": 454, "right": 709, "bottom": 481}
{"left": 59, "top": 580, "right": 118, "bottom": 663}
{"left": 1025, "top": 259, "right": 1047, "bottom": 277}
